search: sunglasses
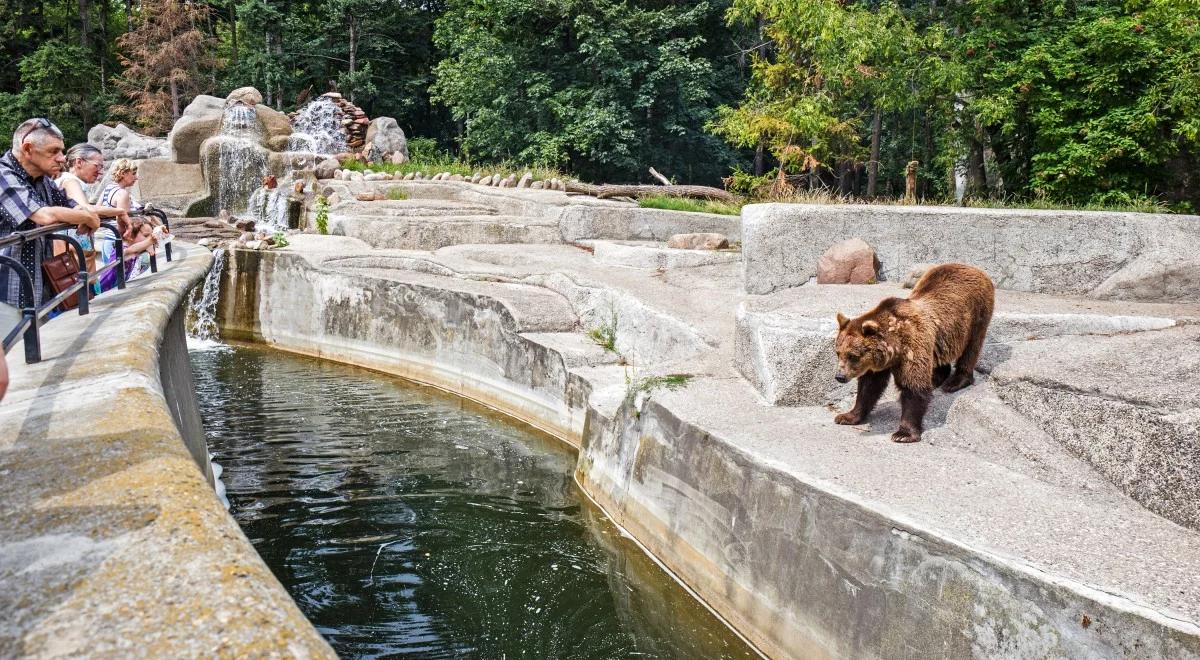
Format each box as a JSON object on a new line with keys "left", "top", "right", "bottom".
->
{"left": 19, "top": 118, "right": 57, "bottom": 144}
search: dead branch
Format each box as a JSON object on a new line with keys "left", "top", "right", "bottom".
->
{"left": 648, "top": 167, "right": 672, "bottom": 186}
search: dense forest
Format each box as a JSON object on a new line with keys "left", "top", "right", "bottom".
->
{"left": 1, "top": 0, "right": 1197, "bottom": 208}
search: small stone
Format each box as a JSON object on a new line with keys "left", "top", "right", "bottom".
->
{"left": 197, "top": 238, "right": 213, "bottom": 247}
{"left": 349, "top": 172, "right": 364, "bottom": 182}
{"left": 498, "top": 177, "right": 510, "bottom": 188}
{"left": 531, "top": 181, "right": 544, "bottom": 190}
{"left": 902, "top": 263, "right": 939, "bottom": 289}
{"left": 470, "top": 172, "right": 482, "bottom": 184}
{"left": 667, "top": 232, "right": 729, "bottom": 250}
{"left": 234, "top": 219, "right": 256, "bottom": 232}
{"left": 403, "top": 172, "right": 415, "bottom": 180}
{"left": 326, "top": 193, "right": 342, "bottom": 206}
{"left": 450, "top": 174, "right": 465, "bottom": 182}
{"left": 390, "top": 151, "right": 409, "bottom": 165}
{"left": 817, "top": 238, "right": 879, "bottom": 285}
{"left": 356, "top": 191, "right": 376, "bottom": 202}
{"left": 414, "top": 171, "right": 423, "bottom": 180}
{"left": 517, "top": 172, "right": 533, "bottom": 188}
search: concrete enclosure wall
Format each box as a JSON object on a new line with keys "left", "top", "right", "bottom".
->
{"left": 742, "top": 203, "right": 1200, "bottom": 299}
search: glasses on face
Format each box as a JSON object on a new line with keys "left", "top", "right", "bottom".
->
{"left": 86, "top": 159, "right": 104, "bottom": 169}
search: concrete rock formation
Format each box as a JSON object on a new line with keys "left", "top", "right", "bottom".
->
{"left": 225, "top": 86, "right": 264, "bottom": 107}
{"left": 87, "top": 123, "right": 170, "bottom": 161}
{"left": 816, "top": 237, "right": 877, "bottom": 284}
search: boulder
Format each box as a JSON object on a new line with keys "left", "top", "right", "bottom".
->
{"left": 326, "top": 193, "right": 341, "bottom": 206}
{"left": 87, "top": 123, "right": 171, "bottom": 161}
{"left": 256, "top": 104, "right": 293, "bottom": 149}
{"left": 517, "top": 172, "right": 533, "bottom": 188}
{"left": 667, "top": 232, "right": 730, "bottom": 250}
{"left": 902, "top": 263, "right": 939, "bottom": 289}
{"left": 365, "top": 117, "right": 408, "bottom": 160}
{"left": 314, "top": 158, "right": 340, "bottom": 180}
{"left": 531, "top": 181, "right": 544, "bottom": 190}
{"left": 168, "top": 95, "right": 225, "bottom": 164}
{"left": 226, "top": 86, "right": 264, "bottom": 108}
{"left": 234, "top": 218, "right": 256, "bottom": 232}
{"left": 390, "top": 151, "right": 409, "bottom": 165}
{"left": 816, "top": 238, "right": 878, "bottom": 285}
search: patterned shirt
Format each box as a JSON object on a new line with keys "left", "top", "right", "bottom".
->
{"left": 0, "top": 150, "right": 77, "bottom": 308}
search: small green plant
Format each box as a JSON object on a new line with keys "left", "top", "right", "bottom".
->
{"left": 623, "top": 370, "right": 693, "bottom": 415}
{"left": 385, "top": 187, "right": 409, "bottom": 200}
{"left": 588, "top": 310, "right": 621, "bottom": 359}
{"left": 314, "top": 195, "right": 329, "bottom": 235}
{"left": 637, "top": 195, "right": 742, "bottom": 216}
{"left": 273, "top": 231, "right": 289, "bottom": 248}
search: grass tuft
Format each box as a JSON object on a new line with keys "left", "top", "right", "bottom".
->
{"left": 637, "top": 195, "right": 742, "bottom": 216}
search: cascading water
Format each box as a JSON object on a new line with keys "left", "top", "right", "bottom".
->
{"left": 213, "top": 104, "right": 269, "bottom": 216}
{"left": 246, "top": 183, "right": 291, "bottom": 232}
{"left": 288, "top": 97, "right": 349, "bottom": 155}
{"left": 187, "top": 248, "right": 227, "bottom": 343}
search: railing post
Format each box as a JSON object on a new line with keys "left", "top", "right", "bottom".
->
{"left": 21, "top": 306, "right": 39, "bottom": 363}
{"left": 100, "top": 221, "right": 127, "bottom": 290}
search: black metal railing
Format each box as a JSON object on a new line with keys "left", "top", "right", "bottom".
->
{"left": 1, "top": 215, "right": 171, "bottom": 364}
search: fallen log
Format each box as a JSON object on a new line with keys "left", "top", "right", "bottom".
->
{"left": 565, "top": 181, "right": 736, "bottom": 203}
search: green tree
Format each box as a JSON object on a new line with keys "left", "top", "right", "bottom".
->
{"left": 432, "top": 0, "right": 749, "bottom": 183}
{"left": 0, "top": 40, "right": 103, "bottom": 144}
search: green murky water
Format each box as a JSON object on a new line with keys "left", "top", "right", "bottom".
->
{"left": 191, "top": 342, "right": 756, "bottom": 659}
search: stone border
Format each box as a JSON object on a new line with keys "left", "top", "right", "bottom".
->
{"left": 0, "top": 244, "right": 334, "bottom": 657}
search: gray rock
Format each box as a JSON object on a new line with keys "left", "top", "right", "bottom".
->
{"left": 450, "top": 174, "right": 465, "bottom": 182}
{"left": 531, "top": 181, "right": 544, "bottom": 190}
{"left": 365, "top": 117, "right": 408, "bottom": 160}
{"left": 517, "top": 172, "right": 533, "bottom": 188}
{"left": 225, "top": 86, "right": 263, "bottom": 107}
{"left": 314, "top": 157, "right": 340, "bottom": 180}
{"left": 470, "top": 172, "right": 482, "bottom": 184}
{"left": 901, "top": 262, "right": 939, "bottom": 289}
{"left": 167, "top": 95, "right": 225, "bottom": 164}
{"left": 403, "top": 172, "right": 415, "bottom": 181}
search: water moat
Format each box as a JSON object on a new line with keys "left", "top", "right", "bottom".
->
{"left": 192, "top": 341, "right": 754, "bottom": 658}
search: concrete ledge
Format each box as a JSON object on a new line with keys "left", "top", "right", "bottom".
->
{"left": 0, "top": 245, "right": 333, "bottom": 657}
{"left": 220, "top": 246, "right": 1200, "bottom": 658}
{"left": 742, "top": 203, "right": 1200, "bottom": 299}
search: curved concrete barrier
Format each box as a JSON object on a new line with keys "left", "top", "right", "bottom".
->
{"left": 0, "top": 244, "right": 334, "bottom": 657}
{"left": 221, "top": 246, "right": 1200, "bottom": 659}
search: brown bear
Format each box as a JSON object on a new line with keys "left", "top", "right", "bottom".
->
{"left": 833, "top": 263, "right": 994, "bottom": 443}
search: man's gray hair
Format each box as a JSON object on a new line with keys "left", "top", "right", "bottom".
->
{"left": 11, "top": 118, "right": 65, "bottom": 153}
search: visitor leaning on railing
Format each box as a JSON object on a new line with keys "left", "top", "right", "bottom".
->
{"left": 0, "top": 118, "right": 100, "bottom": 323}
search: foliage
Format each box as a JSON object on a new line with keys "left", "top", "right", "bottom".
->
{"left": 712, "top": 0, "right": 1200, "bottom": 207}
{"left": 273, "top": 231, "right": 290, "bottom": 248}
{"left": 431, "top": 0, "right": 752, "bottom": 184}
{"left": 637, "top": 195, "right": 742, "bottom": 216}
{"left": 588, "top": 310, "right": 620, "bottom": 358}
{"left": 623, "top": 370, "right": 693, "bottom": 414}
{"left": 0, "top": 41, "right": 104, "bottom": 144}
{"left": 384, "top": 187, "right": 410, "bottom": 201}
{"left": 112, "top": 0, "right": 218, "bottom": 134}
{"left": 314, "top": 196, "right": 330, "bottom": 235}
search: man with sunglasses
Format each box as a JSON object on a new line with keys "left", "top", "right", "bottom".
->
{"left": 0, "top": 118, "right": 101, "bottom": 319}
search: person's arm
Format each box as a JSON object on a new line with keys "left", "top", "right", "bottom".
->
{"left": 0, "top": 349, "right": 8, "bottom": 402}
{"left": 121, "top": 232, "right": 157, "bottom": 257}
{"left": 29, "top": 205, "right": 100, "bottom": 230}
{"left": 60, "top": 179, "right": 126, "bottom": 224}
{"left": 113, "top": 188, "right": 132, "bottom": 214}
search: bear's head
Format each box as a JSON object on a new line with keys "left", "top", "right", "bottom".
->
{"left": 834, "top": 312, "right": 891, "bottom": 383}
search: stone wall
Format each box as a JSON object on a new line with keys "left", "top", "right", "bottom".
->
{"left": 742, "top": 203, "right": 1200, "bottom": 299}
{"left": 0, "top": 244, "right": 333, "bottom": 657}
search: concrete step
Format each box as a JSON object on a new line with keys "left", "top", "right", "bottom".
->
{"left": 329, "top": 214, "right": 562, "bottom": 250}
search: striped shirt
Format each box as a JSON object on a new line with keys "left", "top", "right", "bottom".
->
{"left": 0, "top": 150, "right": 77, "bottom": 308}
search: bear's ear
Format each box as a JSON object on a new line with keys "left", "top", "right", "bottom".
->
{"left": 861, "top": 320, "right": 881, "bottom": 336}
{"left": 836, "top": 312, "right": 849, "bottom": 330}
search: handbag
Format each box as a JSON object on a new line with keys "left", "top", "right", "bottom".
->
{"left": 42, "top": 249, "right": 91, "bottom": 312}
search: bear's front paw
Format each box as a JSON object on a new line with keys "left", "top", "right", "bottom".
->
{"left": 942, "top": 373, "right": 975, "bottom": 393}
{"left": 890, "top": 429, "right": 922, "bottom": 443}
{"left": 835, "top": 411, "right": 863, "bottom": 425}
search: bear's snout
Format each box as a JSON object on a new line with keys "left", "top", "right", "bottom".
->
{"left": 834, "top": 371, "right": 849, "bottom": 384}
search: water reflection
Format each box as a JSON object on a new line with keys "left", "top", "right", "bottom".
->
{"left": 191, "top": 343, "right": 755, "bottom": 659}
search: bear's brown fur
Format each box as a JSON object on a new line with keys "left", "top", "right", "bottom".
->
{"left": 833, "top": 263, "right": 994, "bottom": 443}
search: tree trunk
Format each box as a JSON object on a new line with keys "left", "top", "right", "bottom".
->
{"left": 229, "top": 0, "right": 238, "bottom": 67}
{"left": 170, "top": 76, "right": 180, "bottom": 121}
{"left": 565, "top": 181, "right": 736, "bottom": 203}
{"left": 867, "top": 108, "right": 881, "bottom": 198}
{"left": 348, "top": 18, "right": 358, "bottom": 104}
{"left": 965, "top": 121, "right": 987, "bottom": 199}
{"left": 77, "top": 0, "right": 90, "bottom": 50}
{"left": 754, "top": 143, "right": 765, "bottom": 176}
{"left": 125, "top": 0, "right": 132, "bottom": 32}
